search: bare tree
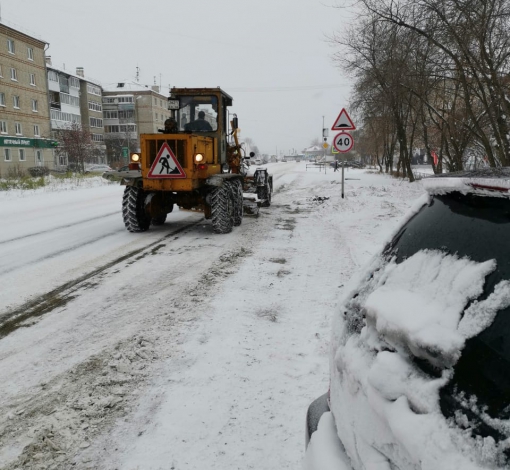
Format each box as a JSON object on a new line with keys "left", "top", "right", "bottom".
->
{"left": 53, "top": 122, "right": 94, "bottom": 173}
{"left": 354, "top": 0, "right": 510, "bottom": 166}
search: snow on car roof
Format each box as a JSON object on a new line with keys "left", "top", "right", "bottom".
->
{"left": 423, "top": 168, "right": 510, "bottom": 197}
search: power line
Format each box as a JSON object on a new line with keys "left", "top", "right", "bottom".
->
{"left": 226, "top": 84, "right": 349, "bottom": 92}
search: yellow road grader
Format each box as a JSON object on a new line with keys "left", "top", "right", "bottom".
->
{"left": 114, "top": 87, "right": 272, "bottom": 233}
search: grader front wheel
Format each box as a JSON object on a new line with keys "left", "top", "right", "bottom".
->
{"left": 211, "top": 185, "right": 234, "bottom": 234}
{"left": 122, "top": 186, "right": 151, "bottom": 232}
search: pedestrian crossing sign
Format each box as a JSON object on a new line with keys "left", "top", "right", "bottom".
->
{"left": 147, "top": 142, "right": 186, "bottom": 179}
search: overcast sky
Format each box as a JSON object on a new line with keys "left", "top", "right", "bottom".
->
{"left": 1, "top": 0, "right": 354, "bottom": 155}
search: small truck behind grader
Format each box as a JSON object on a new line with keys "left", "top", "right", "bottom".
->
{"left": 112, "top": 87, "right": 272, "bottom": 234}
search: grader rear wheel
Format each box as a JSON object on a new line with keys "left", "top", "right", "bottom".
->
{"left": 151, "top": 214, "right": 167, "bottom": 226}
{"left": 228, "top": 180, "right": 243, "bottom": 226}
{"left": 257, "top": 184, "right": 271, "bottom": 207}
{"left": 122, "top": 186, "right": 151, "bottom": 232}
{"left": 211, "top": 184, "right": 234, "bottom": 234}
{"left": 151, "top": 203, "right": 173, "bottom": 226}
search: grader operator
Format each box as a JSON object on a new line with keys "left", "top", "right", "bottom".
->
{"left": 117, "top": 87, "right": 272, "bottom": 234}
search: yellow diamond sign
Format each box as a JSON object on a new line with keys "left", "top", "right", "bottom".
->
{"left": 322, "top": 142, "right": 329, "bottom": 149}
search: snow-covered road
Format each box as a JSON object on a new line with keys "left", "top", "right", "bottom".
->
{"left": 0, "top": 164, "right": 423, "bottom": 469}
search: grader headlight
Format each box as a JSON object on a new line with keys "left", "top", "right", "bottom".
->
{"left": 195, "top": 153, "right": 204, "bottom": 163}
{"left": 130, "top": 153, "right": 140, "bottom": 163}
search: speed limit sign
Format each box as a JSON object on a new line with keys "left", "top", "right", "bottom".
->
{"left": 333, "top": 132, "right": 354, "bottom": 153}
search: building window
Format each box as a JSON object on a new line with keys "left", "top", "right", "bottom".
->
{"left": 118, "top": 110, "right": 134, "bottom": 120}
{"left": 155, "top": 113, "right": 158, "bottom": 121}
{"left": 69, "top": 77, "right": 80, "bottom": 89}
{"left": 36, "top": 150, "right": 42, "bottom": 163}
{"left": 91, "top": 133, "right": 104, "bottom": 142}
{"left": 4, "top": 149, "right": 11, "bottom": 161}
{"left": 48, "top": 70, "right": 58, "bottom": 82}
{"left": 15, "top": 122, "right": 22, "bottom": 135}
{"left": 13, "top": 96, "right": 20, "bottom": 108}
{"left": 19, "top": 149, "right": 26, "bottom": 161}
{"left": 87, "top": 84, "right": 101, "bottom": 96}
{"left": 90, "top": 117, "right": 103, "bottom": 128}
{"left": 50, "top": 109, "right": 81, "bottom": 124}
{"left": 0, "top": 65, "right": 3, "bottom": 77}
{"left": 10, "top": 68, "right": 17, "bottom": 81}
{"left": 0, "top": 92, "right": 5, "bottom": 107}
{"left": 30, "top": 73, "right": 36, "bottom": 86}
{"left": 88, "top": 101, "right": 102, "bottom": 112}
{"left": 27, "top": 47, "right": 34, "bottom": 60}
{"left": 0, "top": 121, "right": 7, "bottom": 134}
{"left": 32, "top": 99, "right": 38, "bottom": 112}
{"left": 104, "top": 110, "right": 118, "bottom": 119}
{"left": 59, "top": 93, "right": 80, "bottom": 107}
{"left": 7, "top": 39, "right": 15, "bottom": 54}
{"left": 33, "top": 125, "right": 40, "bottom": 136}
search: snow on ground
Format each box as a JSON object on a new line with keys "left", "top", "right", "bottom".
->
{"left": 0, "top": 164, "right": 424, "bottom": 469}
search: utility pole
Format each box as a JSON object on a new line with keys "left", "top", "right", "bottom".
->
{"left": 322, "top": 116, "right": 329, "bottom": 173}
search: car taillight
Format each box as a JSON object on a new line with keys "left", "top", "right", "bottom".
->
{"left": 197, "top": 164, "right": 208, "bottom": 171}
{"left": 128, "top": 163, "right": 140, "bottom": 170}
{"left": 470, "top": 183, "right": 510, "bottom": 193}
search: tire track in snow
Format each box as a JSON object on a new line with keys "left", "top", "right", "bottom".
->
{"left": 0, "top": 219, "right": 203, "bottom": 340}
{"left": 0, "top": 211, "right": 120, "bottom": 245}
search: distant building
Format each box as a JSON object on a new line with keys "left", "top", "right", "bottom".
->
{"left": 102, "top": 82, "right": 169, "bottom": 163}
{"left": 0, "top": 22, "right": 54, "bottom": 176}
{"left": 76, "top": 67, "right": 106, "bottom": 163}
{"left": 303, "top": 145, "right": 324, "bottom": 161}
{"left": 46, "top": 61, "right": 106, "bottom": 167}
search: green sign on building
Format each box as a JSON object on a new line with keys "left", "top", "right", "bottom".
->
{"left": 0, "top": 137, "right": 58, "bottom": 148}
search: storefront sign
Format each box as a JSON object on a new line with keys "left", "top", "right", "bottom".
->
{"left": 0, "top": 137, "right": 58, "bottom": 148}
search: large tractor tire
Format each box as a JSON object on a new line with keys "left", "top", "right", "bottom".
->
{"left": 211, "top": 184, "right": 234, "bottom": 234}
{"left": 122, "top": 186, "right": 151, "bottom": 232}
{"left": 228, "top": 180, "right": 243, "bottom": 226}
{"left": 257, "top": 184, "right": 271, "bottom": 207}
{"left": 151, "top": 203, "right": 173, "bottom": 226}
{"left": 151, "top": 214, "right": 167, "bottom": 226}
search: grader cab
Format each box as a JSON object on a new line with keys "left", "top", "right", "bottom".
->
{"left": 118, "top": 87, "right": 272, "bottom": 233}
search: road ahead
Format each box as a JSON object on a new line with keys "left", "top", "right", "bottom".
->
{"left": 0, "top": 164, "right": 422, "bottom": 469}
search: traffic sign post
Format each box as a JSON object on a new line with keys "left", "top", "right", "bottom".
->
{"left": 333, "top": 132, "right": 354, "bottom": 199}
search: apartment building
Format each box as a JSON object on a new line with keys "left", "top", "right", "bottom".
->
{"left": 46, "top": 61, "right": 106, "bottom": 168}
{"left": 0, "top": 22, "right": 54, "bottom": 176}
{"left": 76, "top": 66, "right": 106, "bottom": 163}
{"left": 102, "top": 81, "right": 169, "bottom": 162}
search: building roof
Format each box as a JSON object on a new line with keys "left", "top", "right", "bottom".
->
{"left": 102, "top": 81, "right": 167, "bottom": 97}
{"left": 0, "top": 21, "right": 47, "bottom": 47}
{"left": 47, "top": 64, "right": 102, "bottom": 87}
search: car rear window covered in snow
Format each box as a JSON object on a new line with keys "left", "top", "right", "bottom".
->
{"left": 387, "top": 192, "right": 510, "bottom": 442}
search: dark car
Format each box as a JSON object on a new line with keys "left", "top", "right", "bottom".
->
{"left": 305, "top": 169, "right": 510, "bottom": 470}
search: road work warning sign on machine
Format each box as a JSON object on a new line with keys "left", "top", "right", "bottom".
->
{"left": 147, "top": 142, "right": 186, "bottom": 178}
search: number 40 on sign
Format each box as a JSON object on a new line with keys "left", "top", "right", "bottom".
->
{"left": 333, "top": 132, "right": 354, "bottom": 153}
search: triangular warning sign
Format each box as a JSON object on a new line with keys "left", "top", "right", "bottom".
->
{"left": 147, "top": 142, "right": 186, "bottom": 179}
{"left": 331, "top": 108, "right": 356, "bottom": 131}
